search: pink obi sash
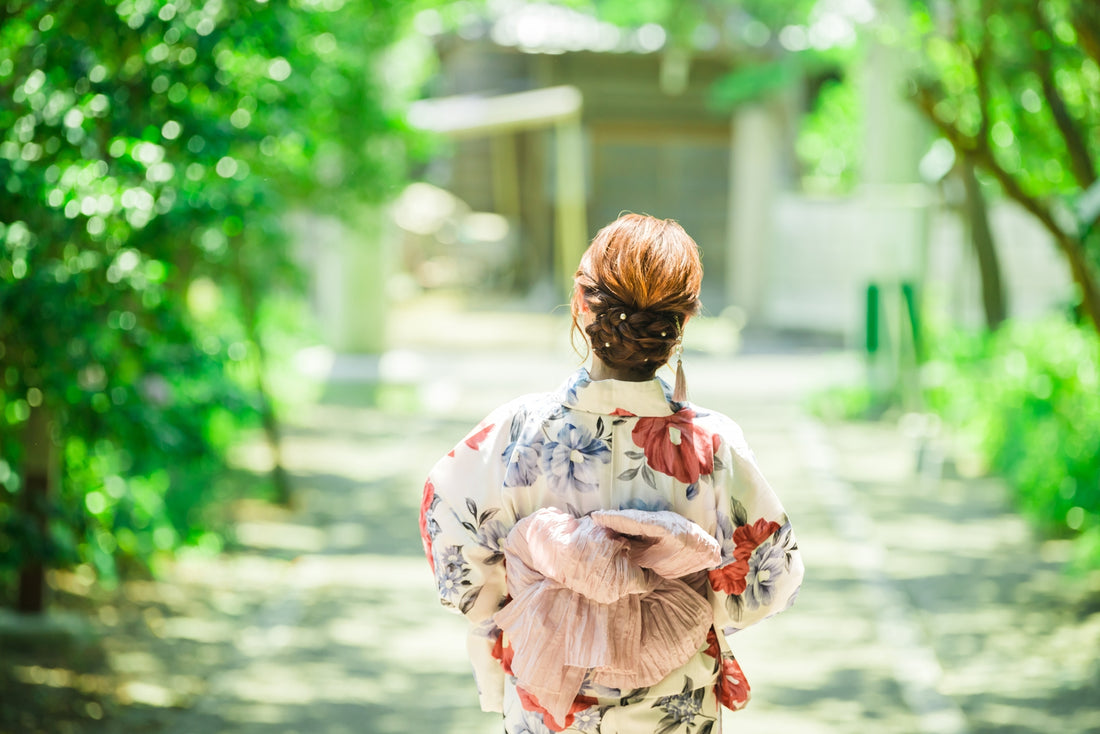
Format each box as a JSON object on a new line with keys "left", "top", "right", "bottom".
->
{"left": 493, "top": 508, "right": 721, "bottom": 725}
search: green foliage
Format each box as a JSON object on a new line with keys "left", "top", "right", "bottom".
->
{"left": 709, "top": 58, "right": 800, "bottom": 109}
{"left": 805, "top": 382, "right": 881, "bottom": 422}
{"left": 923, "top": 317, "right": 1100, "bottom": 570}
{"left": 796, "top": 77, "right": 861, "bottom": 194}
{"left": 0, "top": 0, "right": 419, "bottom": 596}
{"left": 910, "top": 0, "right": 1100, "bottom": 202}
{"left": 906, "top": 0, "right": 1100, "bottom": 331}
{"left": 903, "top": 0, "right": 1100, "bottom": 569}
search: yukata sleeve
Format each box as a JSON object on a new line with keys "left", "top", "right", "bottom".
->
{"left": 707, "top": 422, "right": 804, "bottom": 637}
{"left": 419, "top": 403, "right": 517, "bottom": 714}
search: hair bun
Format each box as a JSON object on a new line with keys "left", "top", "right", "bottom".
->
{"left": 571, "top": 214, "right": 703, "bottom": 378}
{"left": 586, "top": 299, "right": 680, "bottom": 377}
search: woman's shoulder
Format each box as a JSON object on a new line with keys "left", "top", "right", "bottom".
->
{"left": 488, "top": 369, "right": 589, "bottom": 420}
{"left": 476, "top": 387, "right": 568, "bottom": 432}
{"left": 684, "top": 402, "right": 753, "bottom": 454}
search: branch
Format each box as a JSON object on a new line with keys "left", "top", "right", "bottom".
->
{"left": 959, "top": 156, "right": 1007, "bottom": 330}
{"left": 1070, "top": 0, "right": 1100, "bottom": 67}
{"left": 914, "top": 83, "right": 1100, "bottom": 333}
{"left": 971, "top": 21, "right": 992, "bottom": 145}
{"left": 921, "top": 87, "right": 1056, "bottom": 229}
{"left": 972, "top": 0, "right": 998, "bottom": 145}
{"left": 919, "top": 92, "right": 1030, "bottom": 220}
{"left": 1031, "top": 2, "right": 1097, "bottom": 188}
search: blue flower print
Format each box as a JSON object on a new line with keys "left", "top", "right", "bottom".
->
{"left": 437, "top": 544, "right": 464, "bottom": 569}
{"left": 503, "top": 409, "right": 544, "bottom": 487}
{"left": 541, "top": 422, "right": 611, "bottom": 495}
{"left": 561, "top": 368, "right": 592, "bottom": 407}
{"left": 477, "top": 519, "right": 509, "bottom": 557}
{"left": 579, "top": 670, "right": 622, "bottom": 699}
{"left": 656, "top": 692, "right": 701, "bottom": 723}
{"left": 715, "top": 510, "right": 737, "bottom": 563}
{"left": 744, "top": 539, "right": 786, "bottom": 610}
{"left": 652, "top": 677, "right": 705, "bottom": 728}
{"left": 513, "top": 708, "right": 553, "bottom": 734}
{"left": 773, "top": 521, "right": 795, "bottom": 552}
{"left": 434, "top": 545, "right": 470, "bottom": 602}
{"left": 504, "top": 434, "right": 543, "bottom": 487}
{"left": 425, "top": 513, "right": 441, "bottom": 543}
{"left": 438, "top": 563, "right": 467, "bottom": 595}
{"left": 572, "top": 705, "right": 602, "bottom": 732}
{"left": 472, "top": 618, "right": 499, "bottom": 640}
{"left": 619, "top": 496, "right": 672, "bottom": 513}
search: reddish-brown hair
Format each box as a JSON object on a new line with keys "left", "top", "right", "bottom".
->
{"left": 571, "top": 214, "right": 703, "bottom": 378}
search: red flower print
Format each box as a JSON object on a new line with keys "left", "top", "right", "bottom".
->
{"left": 716, "top": 656, "right": 751, "bottom": 711}
{"left": 490, "top": 631, "right": 515, "bottom": 676}
{"left": 733, "top": 519, "right": 781, "bottom": 559}
{"left": 703, "top": 628, "right": 721, "bottom": 658}
{"left": 609, "top": 407, "right": 636, "bottom": 417}
{"left": 708, "top": 558, "right": 750, "bottom": 595}
{"left": 464, "top": 422, "right": 494, "bottom": 450}
{"left": 706, "top": 626, "right": 750, "bottom": 711}
{"left": 419, "top": 478, "right": 435, "bottom": 571}
{"left": 447, "top": 420, "right": 496, "bottom": 457}
{"left": 516, "top": 687, "right": 597, "bottom": 732}
{"left": 631, "top": 409, "right": 719, "bottom": 484}
{"left": 709, "top": 518, "right": 780, "bottom": 595}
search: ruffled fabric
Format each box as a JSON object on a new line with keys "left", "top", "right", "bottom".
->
{"left": 493, "top": 507, "right": 721, "bottom": 725}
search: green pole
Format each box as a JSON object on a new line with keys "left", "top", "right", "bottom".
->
{"left": 901, "top": 281, "right": 920, "bottom": 360}
{"left": 866, "top": 283, "right": 880, "bottom": 355}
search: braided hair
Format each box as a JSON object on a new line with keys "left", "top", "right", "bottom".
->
{"left": 571, "top": 214, "right": 702, "bottom": 379}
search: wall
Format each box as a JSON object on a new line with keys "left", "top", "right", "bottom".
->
{"left": 761, "top": 192, "right": 1073, "bottom": 343}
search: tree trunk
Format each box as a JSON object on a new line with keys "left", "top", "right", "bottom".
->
{"left": 256, "top": 378, "right": 292, "bottom": 506}
{"left": 238, "top": 280, "right": 292, "bottom": 506}
{"left": 959, "top": 157, "right": 1007, "bottom": 330}
{"left": 912, "top": 85, "right": 1100, "bottom": 336}
{"left": 16, "top": 406, "right": 54, "bottom": 614}
{"left": 1056, "top": 229, "right": 1100, "bottom": 332}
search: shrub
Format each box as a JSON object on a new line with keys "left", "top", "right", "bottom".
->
{"left": 923, "top": 317, "right": 1100, "bottom": 571}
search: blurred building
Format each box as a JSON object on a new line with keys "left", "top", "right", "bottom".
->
{"left": 391, "top": 2, "right": 1070, "bottom": 347}
{"left": 404, "top": 4, "right": 802, "bottom": 317}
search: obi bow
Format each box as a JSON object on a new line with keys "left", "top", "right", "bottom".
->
{"left": 493, "top": 507, "right": 721, "bottom": 725}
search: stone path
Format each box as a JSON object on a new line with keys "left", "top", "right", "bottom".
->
{"left": 4, "top": 307, "right": 1098, "bottom": 734}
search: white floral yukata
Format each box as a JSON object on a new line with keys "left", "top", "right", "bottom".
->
{"left": 420, "top": 368, "right": 804, "bottom": 734}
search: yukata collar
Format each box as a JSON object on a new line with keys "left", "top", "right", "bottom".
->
{"left": 560, "top": 367, "right": 680, "bottom": 417}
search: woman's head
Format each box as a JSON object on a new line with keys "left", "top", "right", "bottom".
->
{"left": 572, "top": 213, "right": 703, "bottom": 378}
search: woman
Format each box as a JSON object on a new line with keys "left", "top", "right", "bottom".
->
{"left": 420, "top": 214, "right": 803, "bottom": 733}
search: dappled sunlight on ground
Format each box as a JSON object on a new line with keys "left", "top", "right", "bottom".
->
{"left": 2, "top": 307, "right": 1098, "bottom": 733}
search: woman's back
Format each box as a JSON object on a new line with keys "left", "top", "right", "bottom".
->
{"left": 420, "top": 214, "right": 804, "bottom": 733}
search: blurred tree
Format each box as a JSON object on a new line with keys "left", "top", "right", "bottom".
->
{"left": 957, "top": 155, "right": 1008, "bottom": 330}
{"left": 0, "top": 0, "right": 418, "bottom": 612}
{"left": 908, "top": 0, "right": 1100, "bottom": 333}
